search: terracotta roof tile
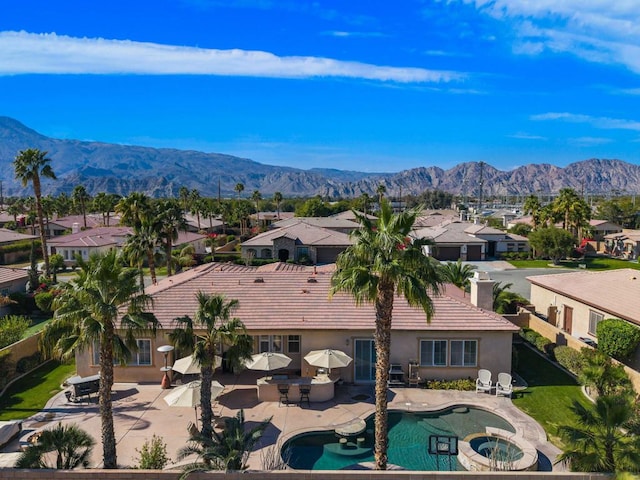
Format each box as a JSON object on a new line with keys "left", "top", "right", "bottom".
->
{"left": 146, "top": 263, "right": 517, "bottom": 333}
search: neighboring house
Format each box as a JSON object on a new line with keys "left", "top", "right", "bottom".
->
{"left": 0, "top": 228, "right": 39, "bottom": 265}
{"left": 183, "top": 213, "right": 224, "bottom": 233}
{"left": 39, "top": 214, "right": 115, "bottom": 237}
{"left": 414, "top": 222, "right": 487, "bottom": 261}
{"left": 271, "top": 217, "right": 360, "bottom": 235}
{"left": 588, "top": 219, "right": 622, "bottom": 241}
{"left": 251, "top": 211, "right": 295, "bottom": 229}
{"left": 47, "top": 226, "right": 208, "bottom": 266}
{"left": 604, "top": 229, "right": 640, "bottom": 259}
{"left": 241, "top": 222, "right": 353, "bottom": 264}
{"left": 47, "top": 226, "right": 131, "bottom": 266}
{"left": 528, "top": 269, "right": 640, "bottom": 348}
{"left": 464, "top": 224, "right": 530, "bottom": 258}
{"left": 414, "top": 210, "right": 462, "bottom": 228}
{"left": 74, "top": 263, "right": 518, "bottom": 384}
{"left": 330, "top": 210, "right": 376, "bottom": 222}
{"left": 0, "top": 266, "right": 29, "bottom": 296}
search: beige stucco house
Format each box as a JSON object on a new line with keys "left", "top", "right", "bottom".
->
{"left": 528, "top": 268, "right": 640, "bottom": 348}
{"left": 75, "top": 263, "right": 518, "bottom": 385}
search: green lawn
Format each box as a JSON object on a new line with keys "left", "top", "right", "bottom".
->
{"left": 23, "top": 318, "right": 51, "bottom": 338}
{"left": 509, "top": 257, "right": 640, "bottom": 271}
{"left": 0, "top": 360, "right": 76, "bottom": 421}
{"left": 512, "top": 343, "right": 592, "bottom": 447}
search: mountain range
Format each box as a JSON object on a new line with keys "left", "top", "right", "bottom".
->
{"left": 1, "top": 116, "right": 638, "bottom": 199}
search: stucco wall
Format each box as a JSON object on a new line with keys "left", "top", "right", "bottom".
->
{"left": 83, "top": 327, "right": 514, "bottom": 386}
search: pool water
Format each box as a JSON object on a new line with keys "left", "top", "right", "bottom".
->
{"left": 282, "top": 406, "right": 515, "bottom": 471}
{"left": 470, "top": 436, "right": 524, "bottom": 462}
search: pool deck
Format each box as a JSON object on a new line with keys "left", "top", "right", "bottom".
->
{"left": 0, "top": 371, "right": 562, "bottom": 471}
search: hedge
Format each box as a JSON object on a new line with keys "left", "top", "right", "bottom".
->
{"left": 596, "top": 318, "right": 640, "bottom": 361}
{"left": 520, "top": 327, "right": 555, "bottom": 356}
{"left": 553, "top": 345, "right": 583, "bottom": 375}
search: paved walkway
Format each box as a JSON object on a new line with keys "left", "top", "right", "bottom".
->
{"left": 0, "top": 371, "right": 562, "bottom": 471}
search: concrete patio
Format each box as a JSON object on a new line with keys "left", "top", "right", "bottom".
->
{"left": 0, "top": 371, "right": 562, "bottom": 471}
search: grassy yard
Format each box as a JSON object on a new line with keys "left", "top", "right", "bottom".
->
{"left": 22, "top": 317, "right": 51, "bottom": 338}
{"left": 509, "top": 257, "right": 640, "bottom": 271}
{"left": 512, "top": 343, "right": 592, "bottom": 447}
{"left": 0, "top": 360, "right": 76, "bottom": 421}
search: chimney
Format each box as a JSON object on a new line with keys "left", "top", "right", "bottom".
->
{"left": 72, "top": 222, "right": 80, "bottom": 234}
{"left": 470, "top": 271, "right": 494, "bottom": 311}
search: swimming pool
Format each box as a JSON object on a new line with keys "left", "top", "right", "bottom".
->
{"left": 282, "top": 406, "right": 516, "bottom": 471}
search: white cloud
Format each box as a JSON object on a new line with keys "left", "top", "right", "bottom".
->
{"left": 531, "top": 112, "right": 640, "bottom": 131}
{"left": 568, "top": 136, "right": 613, "bottom": 146}
{"left": 461, "top": 1, "right": 640, "bottom": 73}
{"left": 508, "top": 132, "right": 547, "bottom": 140}
{"left": 323, "top": 31, "right": 387, "bottom": 38}
{"left": 0, "top": 31, "right": 458, "bottom": 83}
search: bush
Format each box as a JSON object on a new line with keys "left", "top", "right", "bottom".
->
{"left": 134, "top": 434, "right": 170, "bottom": 469}
{"left": 8, "top": 292, "right": 36, "bottom": 315}
{"left": 596, "top": 318, "right": 640, "bottom": 361}
{"left": 16, "top": 352, "right": 42, "bottom": 374}
{"left": 554, "top": 345, "right": 583, "bottom": 375}
{"left": 0, "top": 350, "right": 14, "bottom": 390}
{"left": 424, "top": 378, "right": 475, "bottom": 391}
{"left": 34, "top": 291, "right": 55, "bottom": 312}
{"left": 0, "top": 315, "right": 31, "bottom": 348}
{"left": 520, "top": 328, "right": 554, "bottom": 356}
{"left": 535, "top": 335, "right": 553, "bottom": 354}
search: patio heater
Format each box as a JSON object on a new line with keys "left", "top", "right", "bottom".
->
{"left": 157, "top": 345, "right": 174, "bottom": 389}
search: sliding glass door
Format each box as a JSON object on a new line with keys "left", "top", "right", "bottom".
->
{"left": 354, "top": 339, "right": 376, "bottom": 383}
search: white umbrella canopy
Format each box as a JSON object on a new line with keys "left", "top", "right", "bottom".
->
{"left": 245, "top": 352, "right": 292, "bottom": 371}
{"left": 172, "top": 355, "right": 221, "bottom": 375}
{"left": 163, "top": 380, "right": 225, "bottom": 426}
{"left": 304, "top": 349, "right": 353, "bottom": 369}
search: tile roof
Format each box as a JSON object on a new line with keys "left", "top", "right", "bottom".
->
{"left": 242, "top": 222, "right": 353, "bottom": 247}
{"left": 413, "top": 223, "right": 487, "bottom": 244}
{"left": 145, "top": 263, "right": 517, "bottom": 333}
{"left": 330, "top": 210, "right": 376, "bottom": 221}
{"left": 0, "top": 266, "right": 29, "bottom": 285}
{"left": 49, "top": 214, "right": 119, "bottom": 229}
{"left": 48, "top": 226, "right": 131, "bottom": 248}
{"left": 0, "top": 228, "right": 38, "bottom": 244}
{"left": 527, "top": 268, "right": 640, "bottom": 324}
{"left": 271, "top": 217, "right": 360, "bottom": 230}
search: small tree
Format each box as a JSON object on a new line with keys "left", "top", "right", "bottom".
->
{"left": 134, "top": 435, "right": 171, "bottom": 469}
{"left": 528, "top": 227, "right": 575, "bottom": 264}
{"left": 16, "top": 423, "right": 94, "bottom": 469}
{"left": 578, "top": 348, "right": 633, "bottom": 398}
{"left": 597, "top": 318, "right": 640, "bottom": 361}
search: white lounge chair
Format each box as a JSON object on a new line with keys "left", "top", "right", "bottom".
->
{"left": 475, "top": 369, "right": 492, "bottom": 394}
{"left": 496, "top": 372, "right": 513, "bottom": 397}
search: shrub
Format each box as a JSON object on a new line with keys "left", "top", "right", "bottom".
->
{"left": 16, "top": 352, "right": 42, "bottom": 374}
{"left": 134, "top": 434, "right": 170, "bottom": 469}
{"left": 535, "top": 335, "right": 553, "bottom": 354}
{"left": 554, "top": 345, "right": 583, "bottom": 375}
{"left": 0, "top": 350, "right": 14, "bottom": 389}
{"left": 596, "top": 318, "right": 640, "bottom": 361}
{"left": 34, "top": 291, "right": 55, "bottom": 312}
{"left": 8, "top": 292, "right": 36, "bottom": 314}
{"left": 424, "top": 378, "right": 475, "bottom": 391}
{"left": 0, "top": 315, "right": 31, "bottom": 348}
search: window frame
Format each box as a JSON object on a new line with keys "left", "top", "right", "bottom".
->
{"left": 419, "top": 339, "right": 448, "bottom": 367}
{"left": 450, "top": 340, "right": 477, "bottom": 367}
{"left": 588, "top": 310, "right": 604, "bottom": 336}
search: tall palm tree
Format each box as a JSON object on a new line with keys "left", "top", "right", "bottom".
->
{"left": 123, "top": 221, "right": 162, "bottom": 286}
{"left": 116, "top": 192, "right": 151, "bottom": 229}
{"left": 55, "top": 192, "right": 72, "bottom": 217}
{"left": 553, "top": 188, "right": 591, "bottom": 235}
{"left": 273, "top": 191, "right": 283, "bottom": 219}
{"left": 16, "top": 423, "right": 95, "bottom": 469}
{"left": 190, "top": 189, "right": 202, "bottom": 230}
{"left": 234, "top": 183, "right": 244, "bottom": 201}
{"left": 330, "top": 201, "right": 443, "bottom": 470}
{"left": 72, "top": 185, "right": 91, "bottom": 229}
{"left": 156, "top": 199, "right": 187, "bottom": 277}
{"left": 13, "top": 148, "right": 56, "bottom": 278}
{"left": 376, "top": 184, "right": 386, "bottom": 208}
{"left": 557, "top": 395, "right": 640, "bottom": 473}
{"left": 169, "top": 293, "right": 253, "bottom": 441}
{"left": 251, "top": 190, "right": 262, "bottom": 214}
{"left": 178, "top": 409, "right": 271, "bottom": 475}
{"left": 179, "top": 186, "right": 190, "bottom": 213}
{"left": 41, "top": 250, "right": 158, "bottom": 468}
{"left": 523, "top": 195, "right": 542, "bottom": 230}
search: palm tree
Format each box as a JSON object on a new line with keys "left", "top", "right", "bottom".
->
{"left": 234, "top": 183, "right": 244, "bottom": 201}
{"left": 376, "top": 184, "right": 386, "bottom": 208}
{"left": 273, "top": 191, "right": 283, "bottom": 220}
{"left": 13, "top": 148, "right": 56, "bottom": 278}
{"left": 440, "top": 259, "right": 476, "bottom": 292}
{"left": 156, "top": 199, "right": 187, "bottom": 277}
{"left": 251, "top": 190, "right": 262, "bottom": 214}
{"left": 178, "top": 409, "right": 271, "bottom": 475}
{"left": 115, "top": 192, "right": 151, "bottom": 229}
{"left": 179, "top": 186, "right": 190, "bottom": 213}
{"left": 578, "top": 348, "right": 634, "bottom": 398}
{"left": 72, "top": 185, "right": 91, "bottom": 229}
{"left": 93, "top": 192, "right": 119, "bottom": 226}
{"left": 330, "top": 201, "right": 443, "bottom": 470}
{"left": 55, "top": 192, "right": 72, "bottom": 217}
{"left": 523, "top": 195, "right": 542, "bottom": 230}
{"left": 553, "top": 188, "right": 591, "bottom": 235}
{"left": 169, "top": 293, "right": 253, "bottom": 441}
{"left": 557, "top": 396, "right": 640, "bottom": 473}
{"left": 16, "top": 423, "right": 95, "bottom": 469}
{"left": 123, "top": 221, "right": 162, "bottom": 286}
{"left": 41, "top": 250, "right": 158, "bottom": 468}
{"left": 190, "top": 189, "right": 202, "bottom": 230}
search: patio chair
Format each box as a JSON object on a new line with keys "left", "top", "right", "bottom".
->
{"left": 277, "top": 384, "right": 290, "bottom": 406}
{"left": 299, "top": 384, "right": 311, "bottom": 407}
{"left": 475, "top": 369, "right": 492, "bottom": 394}
{"left": 495, "top": 372, "right": 513, "bottom": 397}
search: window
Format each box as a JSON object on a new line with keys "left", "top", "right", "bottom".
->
{"left": 588, "top": 311, "right": 604, "bottom": 335}
{"left": 261, "top": 248, "right": 272, "bottom": 258}
{"left": 420, "top": 340, "right": 447, "bottom": 367}
{"left": 450, "top": 340, "right": 477, "bottom": 367}
{"left": 92, "top": 339, "right": 152, "bottom": 366}
{"left": 271, "top": 335, "right": 283, "bottom": 353}
{"left": 297, "top": 246, "right": 309, "bottom": 259}
{"left": 287, "top": 335, "right": 300, "bottom": 353}
{"left": 259, "top": 335, "right": 270, "bottom": 353}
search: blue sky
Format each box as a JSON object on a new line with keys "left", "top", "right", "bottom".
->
{"left": 1, "top": 0, "right": 640, "bottom": 173}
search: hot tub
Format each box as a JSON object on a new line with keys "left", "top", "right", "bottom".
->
{"left": 458, "top": 428, "right": 538, "bottom": 471}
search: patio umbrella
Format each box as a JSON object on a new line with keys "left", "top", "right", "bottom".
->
{"left": 244, "top": 352, "right": 292, "bottom": 371}
{"left": 163, "top": 380, "right": 225, "bottom": 427}
{"left": 172, "top": 354, "right": 222, "bottom": 375}
{"left": 304, "top": 349, "right": 353, "bottom": 370}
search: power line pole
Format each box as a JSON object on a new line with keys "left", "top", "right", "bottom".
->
{"left": 477, "top": 161, "right": 484, "bottom": 214}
